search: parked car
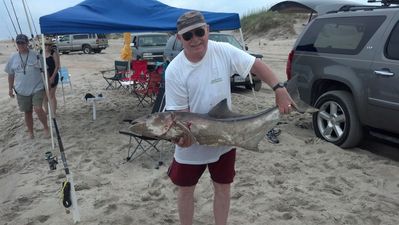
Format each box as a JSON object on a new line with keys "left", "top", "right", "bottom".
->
{"left": 56, "top": 33, "right": 108, "bottom": 54}
{"left": 286, "top": 1, "right": 399, "bottom": 148}
{"left": 130, "top": 32, "right": 169, "bottom": 68}
{"left": 163, "top": 32, "right": 264, "bottom": 91}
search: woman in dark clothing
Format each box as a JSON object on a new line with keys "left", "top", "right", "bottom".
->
{"left": 43, "top": 39, "right": 60, "bottom": 115}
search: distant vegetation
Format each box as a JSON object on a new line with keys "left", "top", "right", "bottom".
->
{"left": 240, "top": 10, "right": 308, "bottom": 38}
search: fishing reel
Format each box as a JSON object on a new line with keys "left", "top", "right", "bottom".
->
{"left": 45, "top": 151, "right": 58, "bottom": 170}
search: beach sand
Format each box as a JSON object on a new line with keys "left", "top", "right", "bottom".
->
{"left": 1, "top": 30, "right": 399, "bottom": 225}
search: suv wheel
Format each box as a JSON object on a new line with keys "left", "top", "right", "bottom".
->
{"left": 313, "top": 90, "right": 363, "bottom": 148}
{"left": 82, "top": 45, "right": 92, "bottom": 54}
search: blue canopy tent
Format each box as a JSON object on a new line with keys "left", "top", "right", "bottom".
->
{"left": 39, "top": 0, "right": 240, "bottom": 34}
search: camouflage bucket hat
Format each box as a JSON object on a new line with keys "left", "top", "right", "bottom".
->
{"left": 177, "top": 11, "right": 207, "bottom": 34}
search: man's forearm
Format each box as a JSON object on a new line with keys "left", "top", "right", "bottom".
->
{"left": 8, "top": 75, "right": 14, "bottom": 91}
{"left": 250, "top": 58, "right": 280, "bottom": 88}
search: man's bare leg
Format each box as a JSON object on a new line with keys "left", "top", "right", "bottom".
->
{"left": 178, "top": 185, "right": 196, "bottom": 225}
{"left": 213, "top": 182, "right": 230, "bottom": 225}
{"left": 24, "top": 111, "right": 34, "bottom": 139}
{"left": 34, "top": 106, "right": 49, "bottom": 137}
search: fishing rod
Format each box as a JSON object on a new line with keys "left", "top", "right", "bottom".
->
{"left": 24, "top": 0, "right": 38, "bottom": 36}
{"left": 5, "top": 23, "right": 17, "bottom": 50}
{"left": 3, "top": 0, "right": 18, "bottom": 35}
{"left": 40, "top": 34, "right": 80, "bottom": 223}
{"left": 21, "top": 0, "right": 34, "bottom": 39}
{"left": 9, "top": 0, "right": 23, "bottom": 34}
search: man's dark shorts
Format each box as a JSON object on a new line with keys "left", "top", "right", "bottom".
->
{"left": 168, "top": 148, "right": 236, "bottom": 186}
{"left": 16, "top": 89, "right": 45, "bottom": 112}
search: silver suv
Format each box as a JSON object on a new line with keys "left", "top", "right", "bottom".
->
{"left": 287, "top": 1, "right": 399, "bottom": 148}
{"left": 163, "top": 33, "right": 264, "bottom": 91}
{"left": 56, "top": 33, "right": 108, "bottom": 54}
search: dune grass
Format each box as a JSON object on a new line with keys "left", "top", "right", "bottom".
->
{"left": 240, "top": 10, "right": 308, "bottom": 37}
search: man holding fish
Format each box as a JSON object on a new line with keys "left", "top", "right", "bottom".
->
{"left": 164, "top": 11, "right": 294, "bottom": 225}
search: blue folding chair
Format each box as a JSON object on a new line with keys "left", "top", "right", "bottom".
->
{"left": 58, "top": 67, "right": 73, "bottom": 104}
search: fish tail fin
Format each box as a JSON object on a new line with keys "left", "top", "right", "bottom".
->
{"left": 286, "top": 77, "right": 318, "bottom": 113}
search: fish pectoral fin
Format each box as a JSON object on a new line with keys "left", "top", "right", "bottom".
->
{"left": 174, "top": 121, "right": 198, "bottom": 144}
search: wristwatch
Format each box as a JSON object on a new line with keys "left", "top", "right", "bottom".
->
{"left": 272, "top": 82, "right": 285, "bottom": 91}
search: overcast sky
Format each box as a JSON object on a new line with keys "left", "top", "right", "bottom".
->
{"left": 0, "top": 0, "right": 371, "bottom": 40}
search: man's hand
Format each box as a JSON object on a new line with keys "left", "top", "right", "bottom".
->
{"left": 275, "top": 88, "right": 295, "bottom": 114}
{"left": 173, "top": 132, "right": 194, "bottom": 148}
{"left": 8, "top": 89, "right": 14, "bottom": 98}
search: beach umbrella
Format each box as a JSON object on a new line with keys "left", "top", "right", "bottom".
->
{"left": 120, "top": 32, "right": 132, "bottom": 65}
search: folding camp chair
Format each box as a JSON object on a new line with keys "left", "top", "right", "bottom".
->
{"left": 119, "top": 90, "right": 166, "bottom": 168}
{"left": 58, "top": 67, "right": 73, "bottom": 104}
{"left": 120, "top": 60, "right": 148, "bottom": 93}
{"left": 134, "top": 64, "right": 162, "bottom": 106}
{"left": 101, "top": 60, "right": 129, "bottom": 90}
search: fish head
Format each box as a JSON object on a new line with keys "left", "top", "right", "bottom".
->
{"left": 129, "top": 112, "right": 176, "bottom": 139}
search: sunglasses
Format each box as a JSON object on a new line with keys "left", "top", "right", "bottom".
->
{"left": 16, "top": 41, "right": 27, "bottom": 45}
{"left": 182, "top": 27, "right": 206, "bottom": 41}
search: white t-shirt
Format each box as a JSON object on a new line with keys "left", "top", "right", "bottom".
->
{"left": 165, "top": 40, "right": 255, "bottom": 164}
{"left": 4, "top": 50, "right": 44, "bottom": 96}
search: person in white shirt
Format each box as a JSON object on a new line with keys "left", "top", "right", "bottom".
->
{"left": 165, "top": 11, "right": 294, "bottom": 225}
{"left": 5, "top": 34, "right": 49, "bottom": 139}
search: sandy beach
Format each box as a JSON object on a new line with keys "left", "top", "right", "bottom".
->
{"left": 1, "top": 27, "right": 399, "bottom": 225}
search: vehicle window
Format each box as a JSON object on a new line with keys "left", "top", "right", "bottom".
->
{"left": 296, "top": 16, "right": 386, "bottom": 55}
{"left": 97, "top": 34, "right": 106, "bottom": 39}
{"left": 73, "top": 34, "right": 89, "bottom": 40}
{"left": 209, "top": 34, "right": 242, "bottom": 49}
{"left": 224, "top": 35, "right": 242, "bottom": 49}
{"left": 386, "top": 22, "right": 399, "bottom": 60}
{"left": 138, "top": 35, "right": 168, "bottom": 47}
{"left": 174, "top": 37, "right": 183, "bottom": 50}
{"left": 59, "top": 35, "right": 69, "bottom": 42}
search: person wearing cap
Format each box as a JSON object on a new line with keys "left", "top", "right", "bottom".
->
{"left": 165, "top": 11, "right": 295, "bottom": 225}
{"left": 4, "top": 34, "right": 49, "bottom": 139}
{"left": 42, "top": 38, "right": 60, "bottom": 115}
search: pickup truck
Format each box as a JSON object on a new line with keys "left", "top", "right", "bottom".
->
{"left": 56, "top": 33, "right": 108, "bottom": 54}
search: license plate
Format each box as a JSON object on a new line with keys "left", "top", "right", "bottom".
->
{"left": 234, "top": 76, "right": 245, "bottom": 82}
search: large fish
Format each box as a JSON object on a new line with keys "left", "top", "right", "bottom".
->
{"left": 129, "top": 78, "right": 315, "bottom": 151}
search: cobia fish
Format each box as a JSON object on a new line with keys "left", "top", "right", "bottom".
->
{"left": 129, "top": 78, "right": 315, "bottom": 151}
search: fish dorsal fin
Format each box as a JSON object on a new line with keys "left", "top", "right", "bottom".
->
{"left": 207, "top": 99, "right": 243, "bottom": 119}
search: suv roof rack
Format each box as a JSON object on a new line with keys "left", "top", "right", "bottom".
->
{"left": 368, "top": 0, "right": 399, "bottom": 6}
{"left": 327, "top": 1, "right": 399, "bottom": 14}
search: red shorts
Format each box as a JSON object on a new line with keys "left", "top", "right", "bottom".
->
{"left": 168, "top": 149, "right": 236, "bottom": 186}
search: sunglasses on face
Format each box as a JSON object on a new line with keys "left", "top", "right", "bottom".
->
{"left": 182, "top": 27, "right": 206, "bottom": 41}
{"left": 16, "top": 42, "right": 26, "bottom": 45}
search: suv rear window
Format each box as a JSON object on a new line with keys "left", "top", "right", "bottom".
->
{"left": 296, "top": 16, "right": 386, "bottom": 55}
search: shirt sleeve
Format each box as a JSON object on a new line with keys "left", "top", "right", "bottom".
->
{"left": 221, "top": 42, "right": 256, "bottom": 78}
{"left": 165, "top": 65, "right": 189, "bottom": 111}
{"left": 4, "top": 54, "right": 16, "bottom": 76}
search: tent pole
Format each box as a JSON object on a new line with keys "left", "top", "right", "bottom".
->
{"left": 239, "top": 28, "right": 258, "bottom": 110}
{"left": 40, "top": 35, "right": 55, "bottom": 149}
